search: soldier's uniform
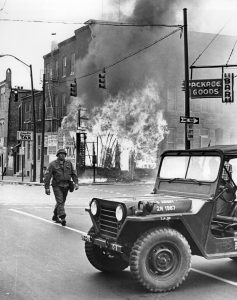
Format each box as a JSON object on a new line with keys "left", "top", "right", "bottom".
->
{"left": 216, "top": 160, "right": 235, "bottom": 216}
{"left": 44, "top": 149, "right": 78, "bottom": 225}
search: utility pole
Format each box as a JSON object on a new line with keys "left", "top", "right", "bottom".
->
{"left": 76, "top": 108, "right": 81, "bottom": 175}
{"left": 183, "top": 8, "right": 190, "bottom": 150}
{"left": 76, "top": 107, "right": 88, "bottom": 175}
{"left": 1, "top": 154, "right": 3, "bottom": 180}
{"left": 40, "top": 74, "right": 46, "bottom": 183}
{"left": 30, "top": 64, "right": 37, "bottom": 181}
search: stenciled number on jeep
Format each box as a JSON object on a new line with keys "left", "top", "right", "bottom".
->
{"left": 234, "top": 238, "right": 237, "bottom": 251}
{"left": 111, "top": 244, "right": 118, "bottom": 251}
{"left": 156, "top": 205, "right": 176, "bottom": 212}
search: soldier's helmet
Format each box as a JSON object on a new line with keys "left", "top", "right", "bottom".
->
{"left": 56, "top": 148, "right": 67, "bottom": 156}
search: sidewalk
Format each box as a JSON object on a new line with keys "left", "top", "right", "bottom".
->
{"left": 0, "top": 175, "right": 109, "bottom": 186}
{"left": 0, "top": 175, "right": 43, "bottom": 186}
{"left": 0, "top": 175, "right": 154, "bottom": 186}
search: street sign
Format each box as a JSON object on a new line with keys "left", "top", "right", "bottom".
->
{"left": 19, "top": 147, "right": 25, "bottom": 155}
{"left": 48, "top": 134, "right": 58, "bottom": 146}
{"left": 180, "top": 116, "right": 199, "bottom": 124}
{"left": 17, "top": 131, "right": 33, "bottom": 141}
{"left": 222, "top": 73, "right": 234, "bottom": 103}
{"left": 77, "top": 126, "right": 86, "bottom": 132}
{"left": 190, "top": 79, "right": 222, "bottom": 98}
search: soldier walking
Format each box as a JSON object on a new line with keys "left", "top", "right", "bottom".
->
{"left": 44, "top": 148, "right": 79, "bottom": 226}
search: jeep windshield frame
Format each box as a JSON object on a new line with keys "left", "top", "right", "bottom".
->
{"left": 159, "top": 151, "right": 222, "bottom": 183}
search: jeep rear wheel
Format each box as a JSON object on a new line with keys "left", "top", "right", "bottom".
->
{"left": 130, "top": 227, "right": 191, "bottom": 292}
{"left": 85, "top": 227, "right": 128, "bottom": 273}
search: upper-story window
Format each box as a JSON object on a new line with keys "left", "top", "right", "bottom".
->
{"left": 62, "top": 56, "right": 67, "bottom": 77}
{"left": 70, "top": 53, "right": 75, "bottom": 75}
{"left": 25, "top": 102, "right": 31, "bottom": 121}
{"left": 62, "top": 94, "right": 67, "bottom": 116}
{"left": 167, "top": 127, "right": 176, "bottom": 150}
{"left": 55, "top": 60, "right": 59, "bottom": 79}
{"left": 45, "top": 63, "right": 50, "bottom": 81}
{"left": 25, "top": 102, "right": 29, "bottom": 113}
{"left": 37, "top": 99, "right": 41, "bottom": 121}
{"left": 0, "top": 122, "right": 4, "bottom": 136}
{"left": 167, "top": 88, "right": 176, "bottom": 111}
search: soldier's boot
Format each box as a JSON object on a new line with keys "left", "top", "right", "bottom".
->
{"left": 60, "top": 214, "right": 66, "bottom": 226}
{"left": 52, "top": 215, "right": 61, "bottom": 223}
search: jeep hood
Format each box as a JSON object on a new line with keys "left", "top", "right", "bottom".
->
{"left": 96, "top": 194, "right": 205, "bottom": 215}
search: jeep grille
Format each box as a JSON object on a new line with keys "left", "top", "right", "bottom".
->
{"left": 99, "top": 203, "right": 118, "bottom": 239}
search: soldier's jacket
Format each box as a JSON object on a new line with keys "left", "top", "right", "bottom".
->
{"left": 44, "top": 159, "right": 78, "bottom": 189}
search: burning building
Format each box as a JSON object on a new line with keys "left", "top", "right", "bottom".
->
{"left": 41, "top": 0, "right": 237, "bottom": 179}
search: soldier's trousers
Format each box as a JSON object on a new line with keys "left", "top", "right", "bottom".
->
{"left": 52, "top": 186, "right": 69, "bottom": 218}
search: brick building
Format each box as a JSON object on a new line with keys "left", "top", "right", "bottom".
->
{"left": 3, "top": 22, "right": 237, "bottom": 178}
{"left": 0, "top": 68, "right": 11, "bottom": 174}
{"left": 42, "top": 23, "right": 237, "bottom": 162}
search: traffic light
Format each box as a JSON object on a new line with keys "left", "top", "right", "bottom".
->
{"left": 11, "top": 88, "right": 18, "bottom": 102}
{"left": 181, "top": 80, "right": 185, "bottom": 91}
{"left": 70, "top": 79, "right": 77, "bottom": 97}
{"left": 187, "top": 123, "right": 194, "bottom": 140}
{"left": 99, "top": 68, "right": 106, "bottom": 89}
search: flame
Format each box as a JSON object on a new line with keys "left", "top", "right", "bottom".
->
{"left": 89, "top": 81, "right": 168, "bottom": 168}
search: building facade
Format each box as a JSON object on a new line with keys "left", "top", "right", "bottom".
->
{"left": 43, "top": 25, "right": 237, "bottom": 165}
{"left": 0, "top": 68, "right": 11, "bottom": 174}
{"left": 3, "top": 23, "right": 237, "bottom": 178}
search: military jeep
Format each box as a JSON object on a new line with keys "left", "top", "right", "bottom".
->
{"left": 82, "top": 145, "right": 237, "bottom": 292}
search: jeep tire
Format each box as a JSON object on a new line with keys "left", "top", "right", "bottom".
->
{"left": 130, "top": 227, "right": 191, "bottom": 292}
{"left": 85, "top": 227, "right": 129, "bottom": 273}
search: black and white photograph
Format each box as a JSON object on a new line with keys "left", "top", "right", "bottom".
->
{"left": 1, "top": 0, "right": 237, "bottom": 299}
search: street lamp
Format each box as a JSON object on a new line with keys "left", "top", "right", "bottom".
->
{"left": 0, "top": 54, "right": 37, "bottom": 181}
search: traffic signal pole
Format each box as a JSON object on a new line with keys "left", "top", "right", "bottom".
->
{"left": 76, "top": 109, "right": 81, "bottom": 175}
{"left": 183, "top": 8, "right": 191, "bottom": 150}
{"left": 40, "top": 74, "right": 46, "bottom": 183}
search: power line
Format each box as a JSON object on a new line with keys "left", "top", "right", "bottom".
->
{"left": 0, "top": 18, "right": 84, "bottom": 25}
{"left": 190, "top": 18, "right": 233, "bottom": 67}
{"left": 226, "top": 39, "right": 237, "bottom": 65}
{"left": 87, "top": 21, "right": 182, "bottom": 28}
{"left": 77, "top": 27, "right": 182, "bottom": 80}
{"left": 0, "top": 17, "right": 182, "bottom": 28}
{"left": 0, "top": 0, "right": 7, "bottom": 11}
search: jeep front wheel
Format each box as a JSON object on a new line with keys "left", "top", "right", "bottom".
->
{"left": 230, "top": 257, "right": 237, "bottom": 262}
{"left": 85, "top": 227, "right": 128, "bottom": 273}
{"left": 130, "top": 227, "right": 191, "bottom": 292}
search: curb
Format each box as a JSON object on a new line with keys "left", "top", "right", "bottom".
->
{"left": 0, "top": 180, "right": 154, "bottom": 186}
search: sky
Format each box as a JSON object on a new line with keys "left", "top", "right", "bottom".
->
{"left": 1, "top": 0, "right": 237, "bottom": 90}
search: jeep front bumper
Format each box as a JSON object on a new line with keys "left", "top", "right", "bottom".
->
{"left": 81, "top": 233, "right": 123, "bottom": 253}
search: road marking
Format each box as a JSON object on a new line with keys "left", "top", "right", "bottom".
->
{"left": 7, "top": 209, "right": 237, "bottom": 288}
{"left": 191, "top": 268, "right": 237, "bottom": 287}
{"left": 3, "top": 205, "right": 86, "bottom": 209}
{"left": 85, "top": 186, "right": 129, "bottom": 196}
{"left": 32, "top": 206, "right": 86, "bottom": 209}
{"left": 9, "top": 209, "right": 86, "bottom": 235}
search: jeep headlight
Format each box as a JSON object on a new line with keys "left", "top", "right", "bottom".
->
{"left": 91, "top": 200, "right": 98, "bottom": 216}
{"left": 115, "top": 204, "right": 124, "bottom": 222}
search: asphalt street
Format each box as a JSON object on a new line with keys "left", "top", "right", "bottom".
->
{"left": 1, "top": 183, "right": 237, "bottom": 300}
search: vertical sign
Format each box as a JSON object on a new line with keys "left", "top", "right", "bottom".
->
{"left": 222, "top": 73, "right": 234, "bottom": 103}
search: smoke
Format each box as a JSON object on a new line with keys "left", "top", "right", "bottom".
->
{"left": 64, "top": 0, "right": 207, "bottom": 167}
{"left": 75, "top": 0, "right": 194, "bottom": 110}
